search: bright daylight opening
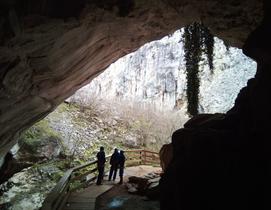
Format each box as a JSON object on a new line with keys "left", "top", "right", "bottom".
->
{"left": 0, "top": 26, "right": 257, "bottom": 209}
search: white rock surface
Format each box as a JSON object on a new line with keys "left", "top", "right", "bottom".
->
{"left": 70, "top": 29, "right": 257, "bottom": 114}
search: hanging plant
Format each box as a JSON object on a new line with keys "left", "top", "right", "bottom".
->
{"left": 183, "top": 23, "right": 214, "bottom": 116}
{"left": 183, "top": 23, "right": 202, "bottom": 116}
{"left": 201, "top": 26, "right": 214, "bottom": 72}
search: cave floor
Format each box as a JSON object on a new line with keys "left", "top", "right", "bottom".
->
{"left": 95, "top": 183, "right": 160, "bottom": 210}
{"left": 62, "top": 166, "right": 161, "bottom": 210}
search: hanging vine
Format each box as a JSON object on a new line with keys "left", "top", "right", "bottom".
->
{"left": 201, "top": 26, "right": 214, "bottom": 72}
{"left": 183, "top": 23, "right": 214, "bottom": 116}
{"left": 183, "top": 23, "right": 202, "bottom": 116}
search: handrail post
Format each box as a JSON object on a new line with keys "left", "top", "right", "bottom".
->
{"left": 140, "top": 150, "right": 142, "bottom": 165}
{"left": 143, "top": 150, "right": 146, "bottom": 165}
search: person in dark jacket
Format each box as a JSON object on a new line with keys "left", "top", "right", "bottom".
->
{"left": 118, "top": 150, "right": 126, "bottom": 184}
{"left": 108, "top": 148, "right": 119, "bottom": 181}
{"left": 96, "top": 146, "right": 106, "bottom": 185}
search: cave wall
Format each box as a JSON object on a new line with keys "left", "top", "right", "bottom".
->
{"left": 159, "top": 1, "right": 271, "bottom": 209}
{"left": 160, "top": 47, "right": 271, "bottom": 209}
{"left": 0, "top": 0, "right": 263, "bottom": 161}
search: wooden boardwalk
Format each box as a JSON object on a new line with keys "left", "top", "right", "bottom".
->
{"left": 62, "top": 181, "right": 114, "bottom": 210}
{"left": 41, "top": 150, "right": 160, "bottom": 210}
{"left": 61, "top": 166, "right": 161, "bottom": 210}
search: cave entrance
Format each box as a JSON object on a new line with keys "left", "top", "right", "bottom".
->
{"left": 1, "top": 25, "right": 257, "bottom": 209}
{"left": 65, "top": 25, "right": 256, "bottom": 155}
{"left": 13, "top": 24, "right": 258, "bottom": 168}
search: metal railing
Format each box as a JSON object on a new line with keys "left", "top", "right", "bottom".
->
{"left": 41, "top": 149, "right": 160, "bottom": 210}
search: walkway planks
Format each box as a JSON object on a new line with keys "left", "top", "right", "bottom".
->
{"left": 62, "top": 181, "right": 114, "bottom": 210}
{"left": 62, "top": 166, "right": 161, "bottom": 210}
{"left": 42, "top": 150, "right": 160, "bottom": 210}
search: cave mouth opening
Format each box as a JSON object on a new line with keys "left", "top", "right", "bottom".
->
{"left": 0, "top": 25, "right": 258, "bottom": 209}
{"left": 66, "top": 24, "right": 257, "bottom": 150}
{"left": 10, "top": 25, "right": 257, "bottom": 165}
{"left": 11, "top": 24, "right": 258, "bottom": 165}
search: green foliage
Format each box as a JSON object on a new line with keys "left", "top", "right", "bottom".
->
{"left": 19, "top": 120, "right": 62, "bottom": 154}
{"left": 183, "top": 23, "right": 202, "bottom": 116}
{"left": 183, "top": 23, "right": 214, "bottom": 116}
{"left": 20, "top": 129, "right": 43, "bottom": 154}
{"left": 54, "top": 160, "right": 70, "bottom": 170}
{"left": 69, "top": 180, "right": 83, "bottom": 191}
{"left": 28, "top": 160, "right": 66, "bottom": 184}
{"left": 49, "top": 171, "right": 63, "bottom": 182}
{"left": 201, "top": 26, "right": 214, "bottom": 72}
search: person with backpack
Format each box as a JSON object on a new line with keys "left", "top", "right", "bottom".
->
{"left": 118, "top": 150, "right": 126, "bottom": 184}
{"left": 108, "top": 148, "right": 119, "bottom": 181}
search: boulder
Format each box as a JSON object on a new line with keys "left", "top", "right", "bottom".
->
{"left": 128, "top": 176, "right": 149, "bottom": 194}
{"left": 159, "top": 143, "right": 173, "bottom": 172}
{"left": 127, "top": 172, "right": 161, "bottom": 200}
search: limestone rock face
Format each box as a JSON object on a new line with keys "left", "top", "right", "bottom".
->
{"left": 0, "top": 1, "right": 264, "bottom": 162}
{"left": 70, "top": 30, "right": 256, "bottom": 113}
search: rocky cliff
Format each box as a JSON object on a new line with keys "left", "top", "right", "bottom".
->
{"left": 70, "top": 29, "right": 256, "bottom": 114}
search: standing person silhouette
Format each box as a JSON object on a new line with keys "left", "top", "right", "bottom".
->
{"left": 96, "top": 146, "right": 106, "bottom": 185}
{"left": 118, "top": 150, "right": 126, "bottom": 184}
{"left": 108, "top": 148, "right": 119, "bottom": 181}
